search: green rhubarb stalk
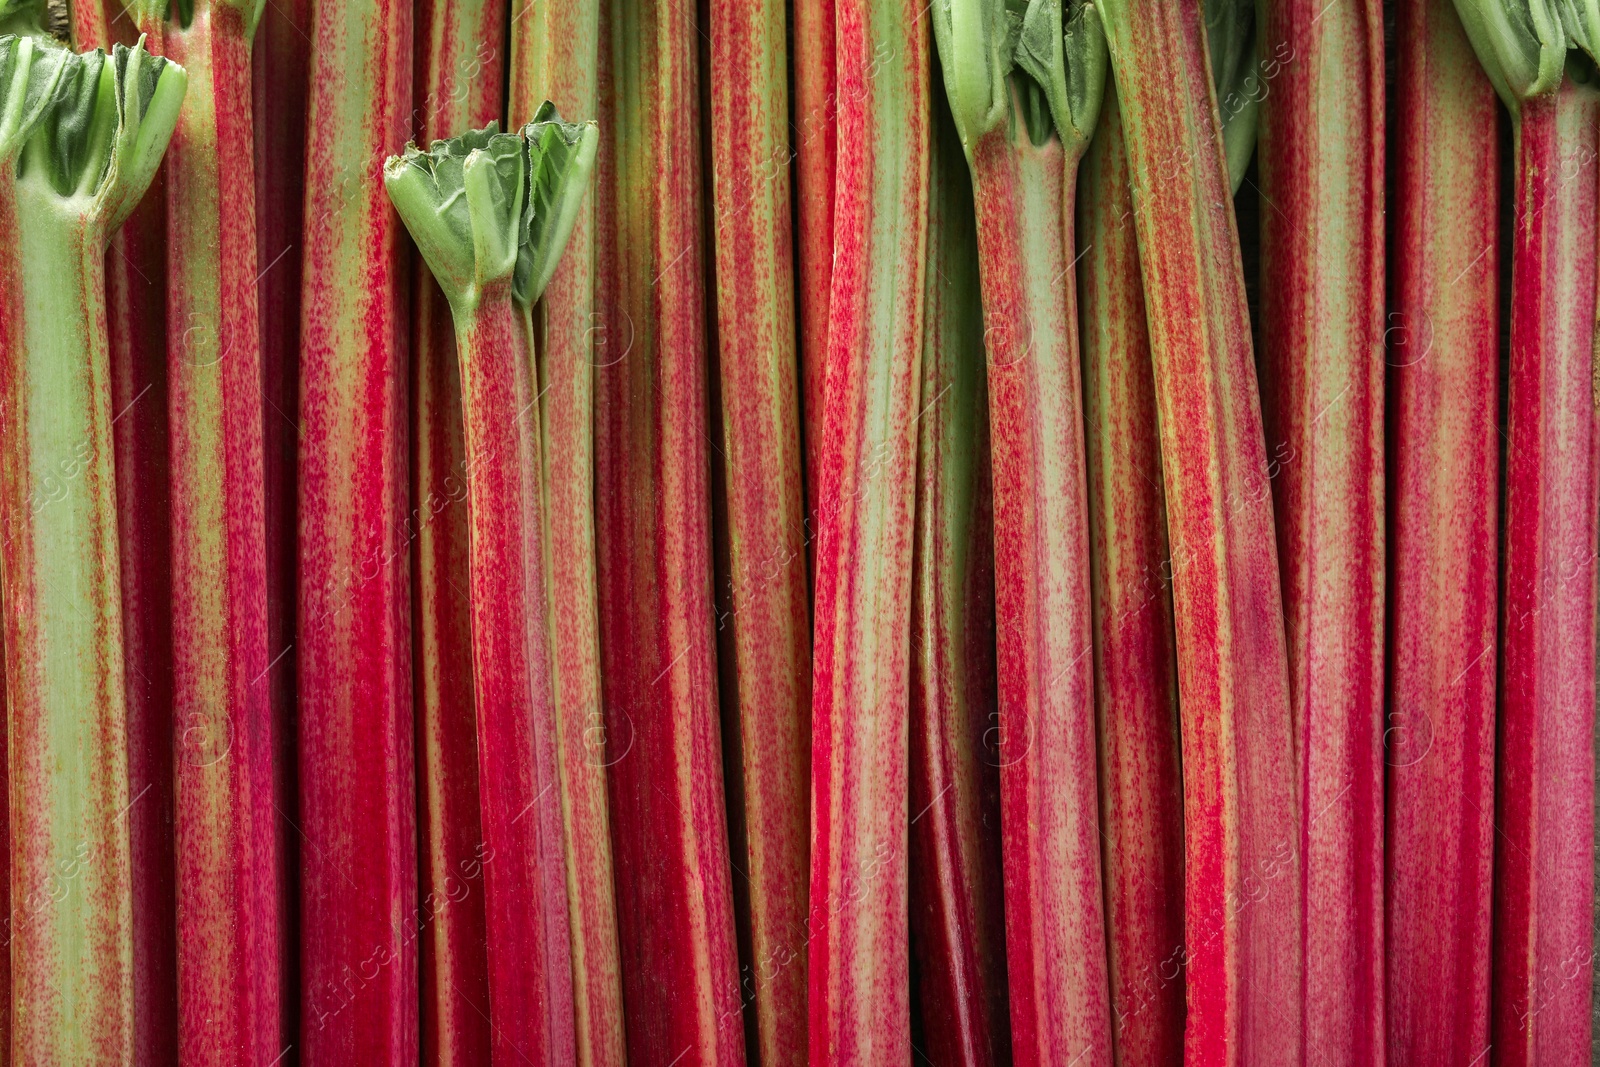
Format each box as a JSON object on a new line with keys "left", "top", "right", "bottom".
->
{"left": 386, "top": 113, "right": 596, "bottom": 1067}
{"left": 57, "top": 1, "right": 183, "bottom": 1059}
{"left": 590, "top": 0, "right": 747, "bottom": 1058}
{"left": 1449, "top": 4, "right": 1600, "bottom": 1061}
{"left": 807, "top": 0, "right": 928, "bottom": 1059}
{"left": 933, "top": 1, "right": 1113, "bottom": 1061}
{"left": 117, "top": 1, "right": 283, "bottom": 1059}
{"left": 908, "top": 67, "right": 1009, "bottom": 1067}
{"left": 706, "top": 0, "right": 813, "bottom": 1061}
{"left": 0, "top": 35, "right": 184, "bottom": 1062}
{"left": 1077, "top": 78, "right": 1185, "bottom": 1065}
{"left": 1253, "top": 0, "right": 1386, "bottom": 1059}
{"left": 411, "top": 0, "right": 504, "bottom": 1059}
{"left": 1093, "top": 0, "right": 1303, "bottom": 1062}
{"left": 507, "top": 6, "right": 626, "bottom": 1061}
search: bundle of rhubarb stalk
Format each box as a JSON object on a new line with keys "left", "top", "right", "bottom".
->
{"left": 0, "top": 0, "right": 1594, "bottom": 1062}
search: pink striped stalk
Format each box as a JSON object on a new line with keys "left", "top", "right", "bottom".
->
{"left": 508, "top": 5, "right": 627, "bottom": 1063}
{"left": 1493, "top": 79, "right": 1600, "bottom": 1065}
{"left": 0, "top": 37, "right": 185, "bottom": 1063}
{"left": 908, "top": 77, "right": 1008, "bottom": 1067}
{"left": 251, "top": 0, "right": 308, "bottom": 1047}
{"left": 296, "top": 0, "right": 417, "bottom": 1056}
{"left": 69, "top": 2, "right": 183, "bottom": 1060}
{"left": 806, "top": 0, "right": 927, "bottom": 1058}
{"left": 590, "top": 0, "right": 745, "bottom": 1060}
{"left": 1093, "top": 0, "right": 1304, "bottom": 1062}
{"left": 1254, "top": 0, "right": 1386, "bottom": 1059}
{"left": 707, "top": 0, "right": 813, "bottom": 1062}
{"left": 1385, "top": 0, "right": 1501, "bottom": 1060}
{"left": 932, "top": 1, "right": 1113, "bottom": 1062}
{"left": 1450, "top": 7, "right": 1600, "bottom": 1055}
{"left": 1076, "top": 81, "right": 1185, "bottom": 1066}
{"left": 409, "top": 1, "right": 504, "bottom": 1060}
{"left": 794, "top": 0, "right": 835, "bottom": 553}
{"left": 114, "top": 1, "right": 285, "bottom": 1059}
{"left": 386, "top": 117, "right": 600, "bottom": 1067}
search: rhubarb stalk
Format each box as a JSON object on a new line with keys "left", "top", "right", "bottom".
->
{"left": 62, "top": 1, "right": 183, "bottom": 1059}
{"left": 1448, "top": 4, "right": 1600, "bottom": 1059}
{"left": 591, "top": 0, "right": 746, "bottom": 1058}
{"left": 1254, "top": 0, "right": 1386, "bottom": 1059}
{"left": 932, "top": 0, "right": 1112, "bottom": 1061}
{"left": 1385, "top": 0, "right": 1501, "bottom": 1059}
{"left": 410, "top": 1, "right": 503, "bottom": 1059}
{"left": 112, "top": 0, "right": 285, "bottom": 1059}
{"left": 706, "top": 0, "right": 813, "bottom": 1062}
{"left": 1093, "top": 0, "right": 1304, "bottom": 1061}
{"left": 508, "top": 3, "right": 627, "bottom": 1062}
{"left": 386, "top": 114, "right": 597, "bottom": 1067}
{"left": 1077, "top": 78, "right": 1185, "bottom": 1065}
{"left": 0, "top": 36, "right": 185, "bottom": 1061}
{"left": 807, "top": 0, "right": 927, "bottom": 1058}
{"left": 794, "top": 0, "right": 835, "bottom": 556}
{"left": 296, "top": 0, "right": 417, "bottom": 1055}
{"left": 908, "top": 69, "right": 1009, "bottom": 1067}
{"left": 250, "top": 0, "right": 307, "bottom": 1046}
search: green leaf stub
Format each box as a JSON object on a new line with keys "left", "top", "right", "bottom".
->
{"left": 515, "top": 102, "right": 598, "bottom": 307}
{"left": 6, "top": 35, "right": 185, "bottom": 232}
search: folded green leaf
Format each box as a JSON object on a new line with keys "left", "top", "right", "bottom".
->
{"left": 514, "top": 101, "right": 598, "bottom": 306}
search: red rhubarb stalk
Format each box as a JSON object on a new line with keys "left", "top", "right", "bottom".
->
{"left": 1077, "top": 80, "right": 1185, "bottom": 1065}
{"left": 115, "top": 2, "right": 284, "bottom": 1059}
{"left": 0, "top": 36, "right": 185, "bottom": 1062}
{"left": 706, "top": 0, "right": 813, "bottom": 1061}
{"left": 386, "top": 117, "right": 600, "bottom": 1066}
{"left": 1093, "top": 0, "right": 1304, "bottom": 1061}
{"left": 250, "top": 0, "right": 308, "bottom": 1046}
{"left": 508, "top": 5, "right": 627, "bottom": 1062}
{"left": 590, "top": 0, "right": 746, "bottom": 1059}
{"left": 933, "top": 1, "right": 1113, "bottom": 1061}
{"left": 410, "top": 1, "right": 504, "bottom": 1059}
{"left": 1254, "top": 0, "right": 1386, "bottom": 1059}
{"left": 1385, "top": 1, "right": 1501, "bottom": 1059}
{"left": 65, "top": 2, "right": 183, "bottom": 1059}
{"left": 296, "top": 0, "right": 417, "bottom": 1055}
{"left": 908, "top": 72, "right": 1009, "bottom": 1067}
{"left": 807, "top": 0, "right": 927, "bottom": 1058}
{"left": 794, "top": 0, "right": 835, "bottom": 559}
{"left": 1449, "top": 5, "right": 1600, "bottom": 1057}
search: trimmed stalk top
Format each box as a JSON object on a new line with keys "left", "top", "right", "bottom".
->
{"left": 1454, "top": 0, "right": 1600, "bottom": 107}
{"left": 384, "top": 105, "right": 598, "bottom": 316}
{"left": 119, "top": 0, "right": 268, "bottom": 40}
{"left": 6, "top": 34, "right": 185, "bottom": 233}
{"left": 932, "top": 0, "right": 1107, "bottom": 154}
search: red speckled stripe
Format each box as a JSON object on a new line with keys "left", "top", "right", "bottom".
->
{"left": 1254, "top": 0, "right": 1386, "bottom": 1061}
{"left": 1096, "top": 0, "right": 1302, "bottom": 1062}
{"left": 455, "top": 291, "right": 577, "bottom": 1067}
{"left": 794, "top": 0, "right": 836, "bottom": 572}
{"left": 409, "top": 2, "right": 504, "bottom": 1061}
{"left": 1385, "top": 2, "right": 1500, "bottom": 1060}
{"left": 509, "top": 2, "right": 628, "bottom": 1062}
{"left": 806, "top": 0, "right": 926, "bottom": 1060}
{"left": 1491, "top": 81, "right": 1600, "bottom": 1067}
{"left": 1077, "top": 85, "right": 1185, "bottom": 1067}
{"left": 297, "top": 0, "right": 417, "bottom": 1059}
{"left": 707, "top": 0, "right": 813, "bottom": 1063}
{"left": 908, "top": 93, "right": 1008, "bottom": 1067}
{"left": 592, "top": 0, "right": 745, "bottom": 1060}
